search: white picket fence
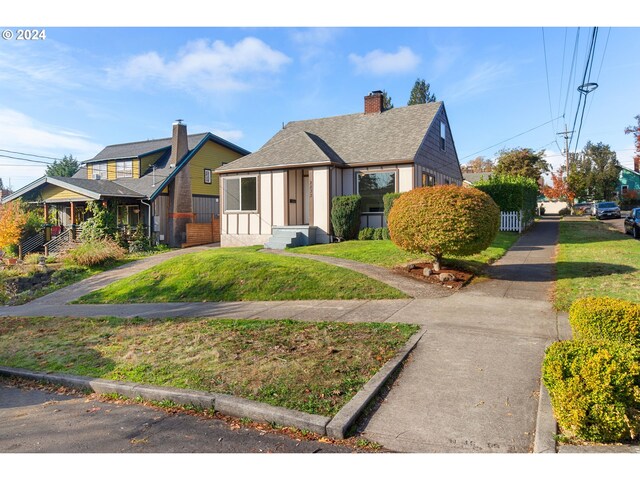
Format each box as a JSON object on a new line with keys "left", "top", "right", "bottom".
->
{"left": 500, "top": 211, "right": 532, "bottom": 233}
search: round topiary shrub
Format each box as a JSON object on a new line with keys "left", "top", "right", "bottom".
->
{"left": 387, "top": 185, "right": 500, "bottom": 270}
{"left": 542, "top": 340, "right": 640, "bottom": 443}
{"left": 569, "top": 297, "right": 640, "bottom": 347}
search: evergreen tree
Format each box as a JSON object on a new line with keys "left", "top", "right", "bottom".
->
{"left": 381, "top": 90, "right": 394, "bottom": 110}
{"left": 407, "top": 78, "right": 436, "bottom": 105}
{"left": 46, "top": 154, "right": 79, "bottom": 177}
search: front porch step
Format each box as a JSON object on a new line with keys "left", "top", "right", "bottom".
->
{"left": 264, "top": 226, "right": 319, "bottom": 250}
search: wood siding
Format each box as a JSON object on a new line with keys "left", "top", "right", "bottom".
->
{"left": 41, "top": 184, "right": 92, "bottom": 202}
{"left": 190, "top": 140, "right": 245, "bottom": 196}
{"left": 413, "top": 105, "right": 463, "bottom": 185}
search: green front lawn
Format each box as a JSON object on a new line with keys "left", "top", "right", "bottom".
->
{"left": 77, "top": 246, "right": 406, "bottom": 304}
{"left": 0, "top": 316, "right": 419, "bottom": 416}
{"left": 290, "top": 232, "right": 519, "bottom": 274}
{"left": 554, "top": 219, "right": 640, "bottom": 311}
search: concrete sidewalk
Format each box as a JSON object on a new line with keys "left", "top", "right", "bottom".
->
{"left": 0, "top": 219, "right": 568, "bottom": 453}
{"left": 359, "top": 217, "right": 565, "bottom": 452}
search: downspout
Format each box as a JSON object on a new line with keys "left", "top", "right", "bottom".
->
{"left": 141, "top": 199, "right": 152, "bottom": 241}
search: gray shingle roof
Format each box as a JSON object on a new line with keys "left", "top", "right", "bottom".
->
{"left": 47, "top": 176, "right": 144, "bottom": 197}
{"left": 87, "top": 133, "right": 209, "bottom": 163}
{"left": 462, "top": 172, "right": 492, "bottom": 184}
{"left": 217, "top": 102, "right": 442, "bottom": 172}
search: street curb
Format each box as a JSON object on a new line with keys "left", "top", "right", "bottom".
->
{"left": 326, "top": 325, "right": 428, "bottom": 439}
{"left": 533, "top": 381, "right": 557, "bottom": 453}
{"left": 0, "top": 328, "right": 425, "bottom": 439}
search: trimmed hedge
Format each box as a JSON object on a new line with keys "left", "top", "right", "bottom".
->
{"left": 383, "top": 192, "right": 403, "bottom": 219}
{"left": 542, "top": 340, "right": 640, "bottom": 443}
{"left": 387, "top": 185, "right": 500, "bottom": 263}
{"left": 358, "top": 227, "right": 388, "bottom": 241}
{"left": 474, "top": 174, "right": 538, "bottom": 225}
{"left": 569, "top": 297, "right": 640, "bottom": 347}
{"left": 331, "top": 195, "right": 361, "bottom": 241}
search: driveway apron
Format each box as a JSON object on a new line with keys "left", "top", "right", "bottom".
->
{"left": 359, "top": 217, "right": 563, "bottom": 452}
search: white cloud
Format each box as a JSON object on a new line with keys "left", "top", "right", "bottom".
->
{"left": 109, "top": 37, "right": 292, "bottom": 92}
{"left": 349, "top": 47, "right": 420, "bottom": 76}
{"left": 211, "top": 129, "right": 244, "bottom": 143}
{"left": 444, "top": 61, "right": 514, "bottom": 101}
{"left": 0, "top": 108, "right": 103, "bottom": 189}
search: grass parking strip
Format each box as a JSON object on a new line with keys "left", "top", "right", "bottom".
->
{"left": 0, "top": 316, "right": 418, "bottom": 417}
{"left": 554, "top": 219, "right": 640, "bottom": 311}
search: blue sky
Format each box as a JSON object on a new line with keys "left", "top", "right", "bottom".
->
{"left": 2, "top": 5, "right": 640, "bottom": 190}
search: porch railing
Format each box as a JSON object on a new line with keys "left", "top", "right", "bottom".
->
{"left": 19, "top": 231, "right": 46, "bottom": 257}
{"left": 44, "top": 229, "right": 74, "bottom": 256}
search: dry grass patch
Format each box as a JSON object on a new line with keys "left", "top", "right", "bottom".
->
{"left": 0, "top": 316, "right": 418, "bottom": 417}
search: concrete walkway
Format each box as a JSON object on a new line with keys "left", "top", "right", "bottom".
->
{"left": 0, "top": 220, "right": 567, "bottom": 453}
{"left": 358, "top": 217, "right": 566, "bottom": 452}
{"left": 263, "top": 249, "right": 453, "bottom": 299}
{"left": 23, "top": 243, "right": 218, "bottom": 306}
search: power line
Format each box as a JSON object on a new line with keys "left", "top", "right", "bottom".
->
{"left": 461, "top": 115, "right": 563, "bottom": 160}
{"left": 541, "top": 28, "right": 556, "bottom": 137}
{"left": 570, "top": 27, "right": 599, "bottom": 153}
{"left": 0, "top": 154, "right": 54, "bottom": 165}
{"left": 0, "top": 149, "right": 60, "bottom": 162}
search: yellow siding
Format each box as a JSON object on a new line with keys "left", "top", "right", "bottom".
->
{"left": 107, "top": 160, "right": 116, "bottom": 180}
{"left": 133, "top": 160, "right": 140, "bottom": 178}
{"left": 86, "top": 164, "right": 93, "bottom": 179}
{"left": 190, "top": 140, "right": 244, "bottom": 196}
{"left": 41, "top": 184, "right": 92, "bottom": 202}
{"left": 140, "top": 151, "right": 166, "bottom": 177}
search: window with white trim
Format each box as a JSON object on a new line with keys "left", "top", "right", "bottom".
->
{"left": 358, "top": 171, "right": 396, "bottom": 213}
{"left": 224, "top": 176, "right": 257, "bottom": 212}
{"left": 440, "top": 121, "right": 446, "bottom": 151}
{"left": 204, "top": 168, "right": 212, "bottom": 184}
{"left": 92, "top": 162, "right": 107, "bottom": 180}
{"left": 116, "top": 160, "right": 133, "bottom": 178}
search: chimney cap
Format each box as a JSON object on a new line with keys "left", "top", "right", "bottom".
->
{"left": 173, "top": 119, "right": 185, "bottom": 125}
{"left": 369, "top": 90, "right": 383, "bottom": 96}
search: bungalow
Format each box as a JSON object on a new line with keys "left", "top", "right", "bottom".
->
{"left": 2, "top": 122, "right": 249, "bottom": 250}
{"left": 216, "top": 90, "right": 463, "bottom": 248}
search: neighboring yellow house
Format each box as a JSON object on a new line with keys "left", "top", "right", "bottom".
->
{"left": 2, "top": 121, "right": 249, "bottom": 248}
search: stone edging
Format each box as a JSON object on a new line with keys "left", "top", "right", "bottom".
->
{"left": 0, "top": 326, "right": 426, "bottom": 439}
{"left": 533, "top": 382, "right": 557, "bottom": 453}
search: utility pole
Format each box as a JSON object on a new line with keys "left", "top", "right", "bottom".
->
{"left": 557, "top": 124, "right": 574, "bottom": 178}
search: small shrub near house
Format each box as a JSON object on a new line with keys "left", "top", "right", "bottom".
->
{"left": 569, "top": 297, "right": 640, "bottom": 347}
{"left": 383, "top": 192, "right": 403, "bottom": 219}
{"left": 558, "top": 207, "right": 571, "bottom": 216}
{"left": 387, "top": 185, "right": 500, "bottom": 270}
{"left": 542, "top": 339, "right": 640, "bottom": 443}
{"left": 357, "top": 227, "right": 387, "bottom": 241}
{"left": 64, "top": 238, "right": 126, "bottom": 267}
{"left": 331, "top": 195, "right": 361, "bottom": 241}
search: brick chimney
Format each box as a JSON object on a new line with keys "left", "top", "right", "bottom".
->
{"left": 635, "top": 155, "right": 640, "bottom": 173}
{"left": 364, "top": 90, "right": 384, "bottom": 114}
{"left": 167, "top": 120, "right": 194, "bottom": 247}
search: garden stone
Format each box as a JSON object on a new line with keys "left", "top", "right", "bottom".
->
{"left": 422, "top": 268, "right": 432, "bottom": 277}
{"left": 406, "top": 263, "right": 416, "bottom": 272}
{"left": 438, "top": 272, "right": 455, "bottom": 282}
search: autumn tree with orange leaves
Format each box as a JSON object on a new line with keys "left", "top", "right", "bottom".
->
{"left": 0, "top": 200, "right": 28, "bottom": 251}
{"left": 543, "top": 168, "right": 575, "bottom": 205}
{"left": 625, "top": 114, "right": 640, "bottom": 172}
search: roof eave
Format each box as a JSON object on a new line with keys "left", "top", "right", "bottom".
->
{"left": 216, "top": 161, "right": 335, "bottom": 174}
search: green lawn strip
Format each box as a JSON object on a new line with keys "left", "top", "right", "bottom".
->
{"left": 76, "top": 246, "right": 406, "bottom": 304}
{"left": 0, "top": 316, "right": 419, "bottom": 417}
{"left": 555, "top": 219, "right": 640, "bottom": 311}
{"left": 290, "top": 232, "right": 519, "bottom": 274}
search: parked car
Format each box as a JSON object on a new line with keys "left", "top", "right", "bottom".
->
{"left": 594, "top": 201, "right": 621, "bottom": 220}
{"left": 624, "top": 208, "right": 640, "bottom": 239}
{"left": 572, "top": 202, "right": 592, "bottom": 215}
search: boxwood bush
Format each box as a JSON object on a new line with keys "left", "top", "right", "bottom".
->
{"left": 569, "top": 297, "right": 640, "bottom": 347}
{"left": 383, "top": 192, "right": 403, "bottom": 219}
{"left": 542, "top": 339, "right": 640, "bottom": 443}
{"left": 358, "top": 227, "right": 375, "bottom": 240}
{"left": 387, "top": 185, "right": 500, "bottom": 269}
{"left": 474, "top": 174, "right": 538, "bottom": 225}
{"left": 331, "top": 195, "right": 361, "bottom": 241}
